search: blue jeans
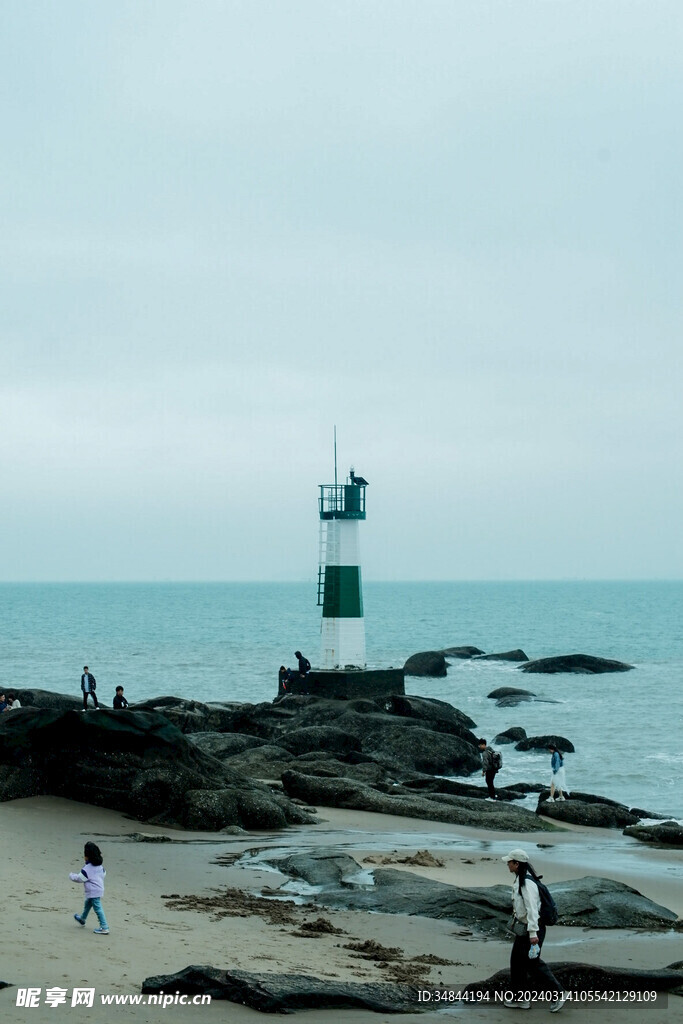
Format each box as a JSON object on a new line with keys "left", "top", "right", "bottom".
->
{"left": 81, "top": 897, "right": 108, "bottom": 929}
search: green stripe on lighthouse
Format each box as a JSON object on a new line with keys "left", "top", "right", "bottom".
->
{"left": 322, "top": 566, "right": 363, "bottom": 618}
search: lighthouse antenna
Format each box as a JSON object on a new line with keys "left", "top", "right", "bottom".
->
{"left": 333, "top": 425, "right": 338, "bottom": 488}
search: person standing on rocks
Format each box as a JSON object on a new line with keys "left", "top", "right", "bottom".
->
{"left": 548, "top": 745, "right": 567, "bottom": 801}
{"left": 478, "top": 738, "right": 500, "bottom": 799}
{"left": 502, "top": 849, "right": 567, "bottom": 1012}
{"left": 80, "top": 666, "right": 99, "bottom": 710}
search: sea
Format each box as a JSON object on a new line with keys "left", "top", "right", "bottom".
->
{"left": 2, "top": 581, "right": 682, "bottom": 819}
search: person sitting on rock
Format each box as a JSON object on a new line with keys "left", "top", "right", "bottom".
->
{"left": 113, "top": 686, "right": 129, "bottom": 709}
{"left": 0, "top": 693, "right": 7, "bottom": 712}
{"left": 294, "top": 651, "right": 311, "bottom": 678}
{"left": 5, "top": 692, "right": 20, "bottom": 710}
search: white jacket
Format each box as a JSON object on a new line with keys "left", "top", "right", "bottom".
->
{"left": 511, "top": 876, "right": 541, "bottom": 938}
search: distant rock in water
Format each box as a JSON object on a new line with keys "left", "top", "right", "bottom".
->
{"left": 487, "top": 687, "right": 536, "bottom": 700}
{"left": 477, "top": 649, "right": 529, "bottom": 662}
{"left": 623, "top": 822, "right": 683, "bottom": 846}
{"left": 515, "top": 734, "right": 575, "bottom": 752}
{"left": 495, "top": 727, "right": 527, "bottom": 744}
{"left": 442, "top": 646, "right": 485, "bottom": 659}
{"left": 520, "top": 654, "right": 634, "bottom": 674}
{"left": 403, "top": 651, "right": 447, "bottom": 677}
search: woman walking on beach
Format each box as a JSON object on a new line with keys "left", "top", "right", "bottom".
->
{"left": 503, "top": 849, "right": 567, "bottom": 1012}
{"left": 548, "top": 745, "right": 568, "bottom": 801}
{"left": 70, "top": 841, "right": 109, "bottom": 934}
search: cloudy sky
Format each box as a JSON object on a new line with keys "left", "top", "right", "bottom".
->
{"left": 1, "top": 1, "right": 681, "bottom": 581}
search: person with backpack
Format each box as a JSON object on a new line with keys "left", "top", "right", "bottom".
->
{"left": 478, "top": 738, "right": 502, "bottom": 799}
{"left": 502, "top": 848, "right": 568, "bottom": 1012}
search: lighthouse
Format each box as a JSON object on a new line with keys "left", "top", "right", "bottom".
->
{"left": 318, "top": 467, "right": 368, "bottom": 669}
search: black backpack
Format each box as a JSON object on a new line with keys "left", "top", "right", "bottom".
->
{"left": 529, "top": 871, "right": 559, "bottom": 926}
{"left": 491, "top": 749, "right": 503, "bottom": 771}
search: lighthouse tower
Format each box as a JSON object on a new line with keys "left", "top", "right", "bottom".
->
{"left": 317, "top": 467, "right": 367, "bottom": 669}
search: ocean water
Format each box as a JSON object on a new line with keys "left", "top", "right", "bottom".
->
{"left": 1, "top": 581, "right": 681, "bottom": 818}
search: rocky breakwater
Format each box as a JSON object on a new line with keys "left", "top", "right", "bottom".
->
{"left": 0, "top": 705, "right": 312, "bottom": 831}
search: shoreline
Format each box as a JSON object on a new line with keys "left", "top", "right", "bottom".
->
{"left": 1, "top": 796, "right": 681, "bottom": 1022}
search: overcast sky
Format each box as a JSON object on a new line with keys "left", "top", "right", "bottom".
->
{"left": 1, "top": 1, "right": 681, "bottom": 581}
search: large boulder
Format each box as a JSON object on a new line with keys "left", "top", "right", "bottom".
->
{"left": 186, "top": 732, "right": 264, "bottom": 759}
{"left": 0, "top": 708, "right": 312, "bottom": 831}
{"left": 132, "top": 696, "right": 243, "bottom": 734}
{"left": 624, "top": 822, "right": 683, "bottom": 846}
{"left": 141, "top": 967, "right": 418, "bottom": 1013}
{"left": 520, "top": 654, "right": 634, "bottom": 674}
{"left": 539, "top": 799, "right": 640, "bottom": 829}
{"left": 14, "top": 688, "right": 82, "bottom": 712}
{"left": 494, "top": 727, "right": 527, "bottom": 744}
{"left": 382, "top": 695, "right": 477, "bottom": 736}
{"left": 280, "top": 726, "right": 362, "bottom": 757}
{"left": 403, "top": 651, "right": 447, "bottom": 677}
{"left": 487, "top": 687, "right": 536, "bottom": 700}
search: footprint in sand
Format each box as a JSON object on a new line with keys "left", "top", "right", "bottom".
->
{"left": 20, "top": 905, "right": 60, "bottom": 912}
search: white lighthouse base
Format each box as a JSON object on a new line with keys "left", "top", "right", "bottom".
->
{"left": 320, "top": 617, "right": 366, "bottom": 669}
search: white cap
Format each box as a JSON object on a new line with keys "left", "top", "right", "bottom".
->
{"left": 502, "top": 848, "right": 530, "bottom": 863}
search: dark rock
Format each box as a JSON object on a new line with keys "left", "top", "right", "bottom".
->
{"left": 538, "top": 799, "right": 640, "bottom": 828}
{"left": 141, "top": 967, "right": 418, "bottom": 1012}
{"left": 494, "top": 727, "right": 527, "bottom": 744}
{"left": 0, "top": 708, "right": 312, "bottom": 831}
{"left": 516, "top": 734, "right": 575, "bottom": 753}
{"left": 281, "top": 771, "right": 561, "bottom": 832}
{"left": 403, "top": 651, "right": 447, "bottom": 677}
{"left": 487, "top": 687, "right": 536, "bottom": 699}
{"left": 275, "top": 859, "right": 677, "bottom": 932}
{"left": 477, "top": 650, "right": 529, "bottom": 662}
{"left": 186, "top": 732, "right": 264, "bottom": 759}
{"left": 624, "top": 822, "right": 683, "bottom": 845}
{"left": 133, "top": 696, "right": 245, "bottom": 734}
{"left": 14, "top": 688, "right": 82, "bottom": 713}
{"left": 464, "top": 963, "right": 683, "bottom": 1000}
{"left": 520, "top": 654, "right": 634, "bottom": 674}
{"left": 280, "top": 726, "right": 362, "bottom": 757}
{"left": 382, "top": 694, "right": 477, "bottom": 734}
{"left": 442, "top": 646, "right": 485, "bottom": 658}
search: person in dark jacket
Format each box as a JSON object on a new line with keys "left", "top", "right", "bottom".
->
{"left": 478, "top": 738, "right": 499, "bottom": 799}
{"left": 80, "top": 667, "right": 99, "bottom": 710}
{"left": 113, "top": 686, "right": 129, "bottom": 709}
{"left": 294, "top": 651, "right": 311, "bottom": 677}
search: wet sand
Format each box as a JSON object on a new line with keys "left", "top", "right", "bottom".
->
{"left": 1, "top": 797, "right": 680, "bottom": 1023}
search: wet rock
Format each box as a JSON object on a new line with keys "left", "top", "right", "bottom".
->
{"left": 281, "top": 771, "right": 560, "bottom": 832}
{"left": 520, "top": 654, "right": 634, "bottom": 674}
{"left": 624, "top": 822, "right": 683, "bottom": 845}
{"left": 516, "top": 734, "right": 575, "bottom": 753}
{"left": 477, "top": 649, "right": 529, "bottom": 662}
{"left": 0, "top": 708, "right": 311, "bottom": 831}
{"left": 133, "top": 696, "right": 245, "bottom": 734}
{"left": 538, "top": 798, "right": 640, "bottom": 828}
{"left": 464, "top": 963, "right": 683, "bottom": 999}
{"left": 141, "top": 967, "right": 418, "bottom": 1013}
{"left": 275, "top": 858, "right": 677, "bottom": 932}
{"left": 403, "top": 651, "right": 447, "bottom": 677}
{"left": 494, "top": 727, "right": 527, "bottom": 744}
{"left": 442, "top": 646, "right": 486, "bottom": 658}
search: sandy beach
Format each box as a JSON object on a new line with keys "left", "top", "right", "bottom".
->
{"left": 1, "top": 796, "right": 681, "bottom": 1023}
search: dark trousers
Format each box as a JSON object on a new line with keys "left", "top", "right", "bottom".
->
{"left": 509, "top": 923, "right": 563, "bottom": 996}
{"left": 83, "top": 691, "right": 99, "bottom": 709}
{"left": 485, "top": 769, "right": 497, "bottom": 798}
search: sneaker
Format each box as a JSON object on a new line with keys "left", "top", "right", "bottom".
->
{"left": 74, "top": 914, "right": 85, "bottom": 926}
{"left": 93, "top": 927, "right": 110, "bottom": 935}
{"left": 550, "top": 992, "right": 569, "bottom": 1013}
{"left": 504, "top": 1000, "right": 531, "bottom": 1009}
